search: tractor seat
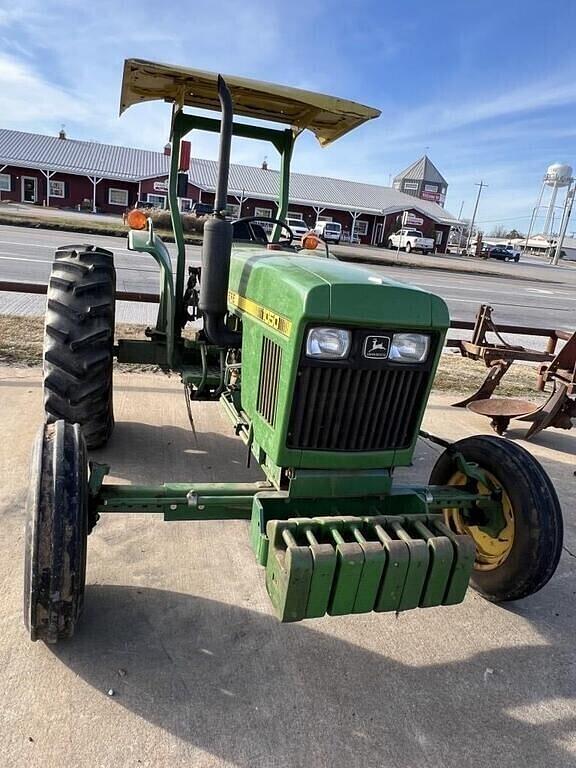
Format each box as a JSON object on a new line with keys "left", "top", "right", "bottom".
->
{"left": 232, "top": 220, "right": 268, "bottom": 244}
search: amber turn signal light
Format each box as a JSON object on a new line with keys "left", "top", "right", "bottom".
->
{"left": 301, "top": 233, "right": 320, "bottom": 250}
{"left": 126, "top": 208, "right": 148, "bottom": 230}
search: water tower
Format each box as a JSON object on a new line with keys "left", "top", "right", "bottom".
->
{"left": 541, "top": 163, "right": 572, "bottom": 234}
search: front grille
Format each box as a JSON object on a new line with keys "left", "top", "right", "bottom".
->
{"left": 287, "top": 363, "right": 430, "bottom": 452}
{"left": 257, "top": 336, "right": 282, "bottom": 427}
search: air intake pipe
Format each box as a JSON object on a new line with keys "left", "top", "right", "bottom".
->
{"left": 199, "top": 75, "right": 241, "bottom": 348}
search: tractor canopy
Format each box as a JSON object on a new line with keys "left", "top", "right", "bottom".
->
{"left": 120, "top": 58, "right": 381, "bottom": 146}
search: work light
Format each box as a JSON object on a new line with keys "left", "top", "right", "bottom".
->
{"left": 389, "top": 333, "right": 430, "bottom": 363}
{"left": 306, "top": 328, "right": 351, "bottom": 359}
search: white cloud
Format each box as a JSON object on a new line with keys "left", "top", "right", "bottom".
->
{"left": 383, "top": 72, "right": 576, "bottom": 143}
{"left": 0, "top": 52, "right": 90, "bottom": 128}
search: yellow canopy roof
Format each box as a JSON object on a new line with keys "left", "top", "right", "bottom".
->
{"left": 120, "top": 59, "right": 380, "bottom": 147}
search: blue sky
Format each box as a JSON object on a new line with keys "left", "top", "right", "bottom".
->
{"left": 2, "top": 0, "right": 576, "bottom": 232}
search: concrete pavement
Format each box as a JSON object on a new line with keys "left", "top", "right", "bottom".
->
{"left": 0, "top": 366, "right": 575, "bottom": 768}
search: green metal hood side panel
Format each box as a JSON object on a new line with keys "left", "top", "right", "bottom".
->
{"left": 228, "top": 246, "right": 449, "bottom": 472}
{"left": 228, "top": 248, "right": 331, "bottom": 322}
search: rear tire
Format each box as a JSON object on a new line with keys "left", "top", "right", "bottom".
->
{"left": 24, "top": 421, "right": 89, "bottom": 643}
{"left": 43, "top": 245, "right": 116, "bottom": 449}
{"left": 430, "top": 435, "right": 563, "bottom": 602}
{"left": 405, "top": 242, "right": 412, "bottom": 253}
{"left": 387, "top": 240, "right": 393, "bottom": 249}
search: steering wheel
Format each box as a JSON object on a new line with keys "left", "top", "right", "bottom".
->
{"left": 233, "top": 216, "right": 294, "bottom": 247}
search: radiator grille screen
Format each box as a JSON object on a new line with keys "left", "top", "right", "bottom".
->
{"left": 287, "top": 365, "right": 429, "bottom": 452}
{"left": 257, "top": 336, "right": 282, "bottom": 427}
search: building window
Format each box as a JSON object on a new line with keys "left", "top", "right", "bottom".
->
{"left": 424, "top": 184, "right": 438, "bottom": 193}
{"left": 109, "top": 188, "right": 129, "bottom": 206}
{"left": 49, "top": 180, "right": 65, "bottom": 198}
{"left": 354, "top": 220, "right": 369, "bottom": 236}
{"left": 225, "top": 203, "right": 240, "bottom": 218}
{"left": 287, "top": 211, "right": 303, "bottom": 220}
{"left": 254, "top": 207, "right": 272, "bottom": 218}
{"left": 180, "top": 198, "right": 192, "bottom": 212}
{"left": 0, "top": 173, "right": 11, "bottom": 192}
{"left": 403, "top": 181, "right": 418, "bottom": 191}
{"left": 147, "top": 193, "right": 166, "bottom": 207}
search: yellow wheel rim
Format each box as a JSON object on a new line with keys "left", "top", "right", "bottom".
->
{"left": 445, "top": 471, "right": 515, "bottom": 571}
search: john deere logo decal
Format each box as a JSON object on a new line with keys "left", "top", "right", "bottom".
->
{"left": 364, "top": 335, "right": 390, "bottom": 359}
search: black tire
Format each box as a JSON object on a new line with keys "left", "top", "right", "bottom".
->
{"left": 43, "top": 245, "right": 115, "bottom": 449}
{"left": 24, "top": 421, "right": 89, "bottom": 643}
{"left": 514, "top": 255, "right": 520, "bottom": 262}
{"left": 405, "top": 242, "right": 412, "bottom": 253}
{"left": 387, "top": 240, "right": 393, "bottom": 249}
{"left": 429, "top": 435, "right": 563, "bottom": 602}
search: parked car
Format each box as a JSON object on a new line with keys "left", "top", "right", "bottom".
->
{"left": 191, "top": 202, "right": 213, "bottom": 216}
{"left": 286, "top": 217, "right": 310, "bottom": 241}
{"left": 387, "top": 228, "right": 435, "bottom": 254}
{"left": 464, "top": 242, "right": 491, "bottom": 257}
{"left": 314, "top": 220, "right": 342, "bottom": 244}
{"left": 504, "top": 244, "right": 521, "bottom": 261}
{"left": 488, "top": 245, "right": 520, "bottom": 262}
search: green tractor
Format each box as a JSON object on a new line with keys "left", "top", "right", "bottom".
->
{"left": 25, "top": 59, "right": 563, "bottom": 642}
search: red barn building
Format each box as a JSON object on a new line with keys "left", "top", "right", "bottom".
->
{"left": 0, "top": 128, "right": 460, "bottom": 249}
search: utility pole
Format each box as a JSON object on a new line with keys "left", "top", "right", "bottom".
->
{"left": 456, "top": 200, "right": 465, "bottom": 253}
{"left": 465, "top": 181, "right": 487, "bottom": 255}
{"left": 552, "top": 181, "right": 574, "bottom": 266}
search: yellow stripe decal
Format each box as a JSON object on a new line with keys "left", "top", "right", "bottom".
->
{"left": 228, "top": 290, "right": 292, "bottom": 337}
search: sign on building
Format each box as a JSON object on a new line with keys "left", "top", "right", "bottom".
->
{"left": 154, "top": 180, "right": 168, "bottom": 192}
{"left": 421, "top": 190, "right": 440, "bottom": 203}
{"left": 403, "top": 211, "right": 424, "bottom": 227}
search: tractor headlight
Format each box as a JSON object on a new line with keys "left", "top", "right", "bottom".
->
{"left": 306, "top": 327, "right": 351, "bottom": 359}
{"left": 389, "top": 333, "right": 430, "bottom": 363}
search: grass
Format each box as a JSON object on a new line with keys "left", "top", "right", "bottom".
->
{"left": 0, "top": 316, "right": 159, "bottom": 371}
{"left": 0, "top": 209, "right": 203, "bottom": 244}
{"left": 0, "top": 315, "right": 548, "bottom": 402}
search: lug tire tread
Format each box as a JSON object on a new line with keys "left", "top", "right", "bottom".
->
{"left": 43, "top": 246, "right": 115, "bottom": 449}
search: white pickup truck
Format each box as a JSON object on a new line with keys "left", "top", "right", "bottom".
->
{"left": 387, "top": 228, "right": 435, "bottom": 254}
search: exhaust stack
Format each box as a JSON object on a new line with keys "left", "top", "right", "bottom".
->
{"left": 199, "top": 76, "right": 241, "bottom": 348}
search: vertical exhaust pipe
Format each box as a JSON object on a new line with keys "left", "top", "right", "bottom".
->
{"left": 199, "top": 76, "right": 241, "bottom": 347}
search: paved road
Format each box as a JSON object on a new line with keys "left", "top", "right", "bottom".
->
{"left": 1, "top": 369, "right": 575, "bottom": 768}
{"left": 0, "top": 225, "right": 574, "bottom": 331}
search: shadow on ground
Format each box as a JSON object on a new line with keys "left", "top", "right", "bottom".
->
{"left": 49, "top": 580, "right": 576, "bottom": 768}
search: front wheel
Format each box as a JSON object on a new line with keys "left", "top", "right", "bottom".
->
{"left": 405, "top": 242, "right": 412, "bottom": 253}
{"left": 430, "top": 435, "right": 563, "bottom": 602}
{"left": 387, "top": 240, "right": 393, "bottom": 249}
{"left": 24, "top": 421, "right": 90, "bottom": 642}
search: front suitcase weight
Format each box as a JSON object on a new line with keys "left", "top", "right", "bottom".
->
{"left": 350, "top": 525, "right": 386, "bottom": 614}
{"left": 265, "top": 521, "right": 313, "bottom": 622}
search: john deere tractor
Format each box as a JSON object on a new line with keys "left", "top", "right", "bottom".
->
{"left": 24, "top": 59, "right": 563, "bottom": 642}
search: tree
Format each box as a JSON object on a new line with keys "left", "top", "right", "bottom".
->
{"left": 490, "top": 224, "right": 508, "bottom": 238}
{"left": 506, "top": 228, "right": 524, "bottom": 239}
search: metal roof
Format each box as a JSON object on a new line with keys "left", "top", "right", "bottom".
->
{"left": 120, "top": 59, "right": 381, "bottom": 146}
{"left": 190, "top": 158, "right": 460, "bottom": 225}
{"left": 393, "top": 155, "right": 447, "bottom": 186}
{"left": 0, "top": 128, "right": 169, "bottom": 181}
{"left": 0, "top": 128, "right": 459, "bottom": 225}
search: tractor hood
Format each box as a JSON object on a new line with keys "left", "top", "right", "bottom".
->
{"left": 228, "top": 248, "right": 450, "bottom": 333}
